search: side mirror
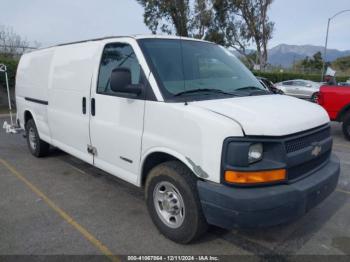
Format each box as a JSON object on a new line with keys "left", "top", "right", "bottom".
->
{"left": 110, "top": 67, "right": 142, "bottom": 95}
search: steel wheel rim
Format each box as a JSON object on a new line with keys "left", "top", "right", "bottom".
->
{"left": 28, "top": 127, "right": 37, "bottom": 150}
{"left": 153, "top": 181, "right": 185, "bottom": 228}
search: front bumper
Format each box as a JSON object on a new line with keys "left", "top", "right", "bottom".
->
{"left": 197, "top": 154, "right": 340, "bottom": 229}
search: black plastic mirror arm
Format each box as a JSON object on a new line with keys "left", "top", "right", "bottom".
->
{"left": 127, "top": 84, "right": 142, "bottom": 95}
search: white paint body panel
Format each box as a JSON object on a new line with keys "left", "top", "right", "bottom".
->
{"left": 48, "top": 42, "right": 101, "bottom": 164}
{"left": 192, "top": 95, "right": 329, "bottom": 136}
{"left": 141, "top": 102, "right": 243, "bottom": 184}
{"left": 15, "top": 35, "right": 330, "bottom": 187}
{"left": 15, "top": 48, "right": 55, "bottom": 142}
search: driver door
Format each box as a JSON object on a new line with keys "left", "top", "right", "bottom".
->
{"left": 89, "top": 41, "right": 146, "bottom": 185}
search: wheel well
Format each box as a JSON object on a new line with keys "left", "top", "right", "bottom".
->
{"left": 24, "top": 111, "right": 33, "bottom": 126}
{"left": 337, "top": 104, "right": 350, "bottom": 122}
{"left": 141, "top": 152, "right": 179, "bottom": 186}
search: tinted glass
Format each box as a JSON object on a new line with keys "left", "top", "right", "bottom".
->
{"left": 294, "top": 81, "right": 306, "bottom": 86}
{"left": 97, "top": 43, "right": 141, "bottom": 95}
{"left": 259, "top": 80, "right": 268, "bottom": 89}
{"left": 139, "top": 39, "right": 264, "bottom": 100}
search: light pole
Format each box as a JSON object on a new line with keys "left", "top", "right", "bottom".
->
{"left": 321, "top": 9, "right": 350, "bottom": 82}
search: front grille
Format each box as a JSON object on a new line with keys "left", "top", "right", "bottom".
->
{"left": 285, "top": 126, "right": 331, "bottom": 153}
{"left": 287, "top": 150, "right": 331, "bottom": 181}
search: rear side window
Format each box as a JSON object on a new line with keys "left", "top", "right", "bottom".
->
{"left": 283, "top": 81, "right": 293, "bottom": 85}
{"left": 97, "top": 43, "right": 141, "bottom": 95}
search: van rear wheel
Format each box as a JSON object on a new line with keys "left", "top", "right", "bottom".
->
{"left": 145, "top": 161, "right": 208, "bottom": 243}
{"left": 25, "top": 119, "right": 50, "bottom": 157}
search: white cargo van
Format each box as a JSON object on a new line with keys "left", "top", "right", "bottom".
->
{"left": 15, "top": 35, "right": 340, "bottom": 243}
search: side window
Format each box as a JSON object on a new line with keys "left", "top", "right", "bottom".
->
{"left": 283, "top": 81, "right": 292, "bottom": 86}
{"left": 295, "top": 81, "right": 308, "bottom": 87}
{"left": 302, "top": 81, "right": 312, "bottom": 87}
{"left": 259, "top": 80, "right": 268, "bottom": 90}
{"left": 97, "top": 43, "right": 141, "bottom": 95}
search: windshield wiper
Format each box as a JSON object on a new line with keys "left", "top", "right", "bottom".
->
{"left": 174, "top": 88, "right": 240, "bottom": 97}
{"left": 235, "top": 86, "right": 270, "bottom": 96}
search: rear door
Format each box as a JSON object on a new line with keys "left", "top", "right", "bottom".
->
{"left": 299, "top": 81, "right": 316, "bottom": 99}
{"left": 89, "top": 40, "right": 147, "bottom": 185}
{"left": 282, "top": 81, "right": 294, "bottom": 95}
{"left": 289, "top": 81, "right": 304, "bottom": 97}
{"left": 294, "top": 80, "right": 308, "bottom": 98}
{"left": 294, "top": 80, "right": 311, "bottom": 98}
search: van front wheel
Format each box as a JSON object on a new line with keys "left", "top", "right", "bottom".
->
{"left": 145, "top": 161, "right": 208, "bottom": 243}
{"left": 25, "top": 119, "right": 50, "bottom": 157}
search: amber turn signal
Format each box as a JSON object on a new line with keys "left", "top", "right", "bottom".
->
{"left": 224, "top": 169, "right": 286, "bottom": 184}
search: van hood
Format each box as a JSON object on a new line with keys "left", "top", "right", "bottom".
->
{"left": 191, "top": 95, "right": 329, "bottom": 136}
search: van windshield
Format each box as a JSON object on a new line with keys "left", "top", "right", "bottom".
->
{"left": 138, "top": 38, "right": 267, "bottom": 101}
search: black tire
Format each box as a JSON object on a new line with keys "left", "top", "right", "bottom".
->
{"left": 25, "top": 119, "right": 50, "bottom": 157}
{"left": 342, "top": 114, "right": 350, "bottom": 141}
{"left": 311, "top": 92, "right": 319, "bottom": 103}
{"left": 145, "top": 161, "right": 208, "bottom": 243}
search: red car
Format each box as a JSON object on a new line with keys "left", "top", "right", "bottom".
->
{"left": 318, "top": 85, "right": 350, "bottom": 140}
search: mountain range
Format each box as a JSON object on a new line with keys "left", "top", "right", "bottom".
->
{"left": 268, "top": 44, "right": 350, "bottom": 68}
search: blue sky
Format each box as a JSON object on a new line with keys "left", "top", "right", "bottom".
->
{"left": 0, "top": 0, "right": 349, "bottom": 50}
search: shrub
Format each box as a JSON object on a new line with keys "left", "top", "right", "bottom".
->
{"left": 0, "top": 55, "right": 19, "bottom": 89}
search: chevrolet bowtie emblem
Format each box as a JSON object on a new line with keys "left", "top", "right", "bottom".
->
{"left": 311, "top": 144, "right": 322, "bottom": 157}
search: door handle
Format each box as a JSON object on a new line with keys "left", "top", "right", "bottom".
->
{"left": 91, "top": 98, "right": 95, "bottom": 116}
{"left": 82, "top": 97, "right": 86, "bottom": 114}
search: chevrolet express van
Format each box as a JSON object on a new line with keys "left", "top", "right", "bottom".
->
{"left": 15, "top": 35, "right": 340, "bottom": 243}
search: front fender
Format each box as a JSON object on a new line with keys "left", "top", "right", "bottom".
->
{"left": 139, "top": 147, "right": 201, "bottom": 186}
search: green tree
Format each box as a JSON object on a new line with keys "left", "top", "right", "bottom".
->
{"left": 191, "top": 0, "right": 214, "bottom": 38}
{"left": 208, "top": 0, "right": 274, "bottom": 69}
{"left": 137, "top": 0, "right": 215, "bottom": 38}
{"left": 332, "top": 55, "right": 350, "bottom": 75}
{"left": 295, "top": 51, "right": 324, "bottom": 72}
{"left": 0, "top": 54, "right": 18, "bottom": 90}
{"left": 311, "top": 51, "right": 323, "bottom": 70}
{"left": 137, "top": 0, "right": 195, "bottom": 37}
{"left": 137, "top": 0, "right": 274, "bottom": 69}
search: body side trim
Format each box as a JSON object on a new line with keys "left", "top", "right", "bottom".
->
{"left": 25, "top": 97, "right": 49, "bottom": 105}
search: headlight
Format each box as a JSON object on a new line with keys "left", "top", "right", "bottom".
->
{"left": 248, "top": 143, "right": 263, "bottom": 164}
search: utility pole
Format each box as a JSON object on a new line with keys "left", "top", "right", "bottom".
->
{"left": 321, "top": 9, "right": 350, "bottom": 82}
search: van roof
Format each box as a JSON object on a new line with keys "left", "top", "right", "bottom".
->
{"left": 31, "top": 35, "right": 212, "bottom": 53}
